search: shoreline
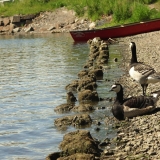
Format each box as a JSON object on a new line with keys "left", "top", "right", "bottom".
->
{"left": 1, "top": 8, "right": 160, "bottom": 159}
{"left": 47, "top": 31, "right": 160, "bottom": 160}
{"left": 110, "top": 31, "right": 160, "bottom": 159}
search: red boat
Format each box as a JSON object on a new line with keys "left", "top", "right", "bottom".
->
{"left": 70, "top": 18, "right": 160, "bottom": 42}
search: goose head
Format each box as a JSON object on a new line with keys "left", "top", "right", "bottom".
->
{"left": 110, "top": 83, "right": 122, "bottom": 93}
{"left": 130, "top": 42, "right": 136, "bottom": 48}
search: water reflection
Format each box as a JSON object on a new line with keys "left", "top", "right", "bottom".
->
{"left": 0, "top": 33, "right": 124, "bottom": 159}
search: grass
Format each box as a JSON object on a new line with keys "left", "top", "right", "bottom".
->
{"left": 1, "top": 0, "right": 160, "bottom": 27}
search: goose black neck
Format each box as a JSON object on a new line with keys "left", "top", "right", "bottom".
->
{"left": 116, "top": 88, "right": 124, "bottom": 104}
{"left": 131, "top": 44, "right": 138, "bottom": 64}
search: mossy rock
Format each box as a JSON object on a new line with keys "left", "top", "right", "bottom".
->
{"left": 59, "top": 130, "right": 101, "bottom": 156}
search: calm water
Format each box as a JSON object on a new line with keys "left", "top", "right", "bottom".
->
{"left": 0, "top": 33, "right": 124, "bottom": 160}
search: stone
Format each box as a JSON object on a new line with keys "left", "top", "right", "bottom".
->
{"left": 54, "top": 114, "right": 92, "bottom": 128}
{"left": 0, "top": 18, "right": 3, "bottom": 26}
{"left": 89, "top": 22, "right": 96, "bottom": 30}
{"left": 46, "top": 152, "right": 61, "bottom": 160}
{"left": 57, "top": 153, "right": 95, "bottom": 160}
{"left": 78, "top": 90, "right": 99, "bottom": 102}
{"left": 10, "top": 16, "right": 20, "bottom": 23}
{"left": 72, "top": 103, "right": 94, "bottom": 112}
{"left": 47, "top": 25, "right": 56, "bottom": 31}
{"left": 24, "top": 26, "right": 34, "bottom": 32}
{"left": 54, "top": 103, "right": 74, "bottom": 113}
{"left": 3, "top": 17, "right": 10, "bottom": 26}
{"left": 12, "top": 27, "right": 20, "bottom": 33}
{"left": 59, "top": 130, "right": 101, "bottom": 156}
{"left": 9, "top": 23, "right": 15, "bottom": 31}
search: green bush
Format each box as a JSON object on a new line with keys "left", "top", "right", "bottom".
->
{"left": 0, "top": 0, "right": 160, "bottom": 27}
{"left": 137, "top": 0, "right": 157, "bottom": 4}
{"left": 131, "top": 2, "right": 151, "bottom": 21}
{"left": 113, "top": 0, "right": 131, "bottom": 22}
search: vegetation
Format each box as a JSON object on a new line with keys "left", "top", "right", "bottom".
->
{"left": 1, "top": 0, "right": 160, "bottom": 27}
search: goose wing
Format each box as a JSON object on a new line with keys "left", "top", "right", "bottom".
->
{"left": 130, "top": 62, "right": 155, "bottom": 76}
{"left": 123, "top": 96, "right": 154, "bottom": 109}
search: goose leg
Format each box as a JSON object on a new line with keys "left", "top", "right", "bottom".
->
{"left": 144, "top": 84, "right": 148, "bottom": 96}
{"left": 141, "top": 84, "right": 148, "bottom": 96}
{"left": 141, "top": 84, "right": 146, "bottom": 96}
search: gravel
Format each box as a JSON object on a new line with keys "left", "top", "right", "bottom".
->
{"left": 109, "top": 31, "right": 160, "bottom": 159}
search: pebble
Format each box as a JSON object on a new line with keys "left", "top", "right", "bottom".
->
{"left": 109, "top": 31, "right": 160, "bottom": 159}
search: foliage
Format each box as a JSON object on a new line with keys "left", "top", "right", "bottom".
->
{"left": 131, "top": 2, "right": 151, "bottom": 21}
{"left": 0, "top": 0, "right": 160, "bottom": 27}
{"left": 137, "top": 0, "right": 157, "bottom": 4}
{"left": 113, "top": 0, "right": 132, "bottom": 22}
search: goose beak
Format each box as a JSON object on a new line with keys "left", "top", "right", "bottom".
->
{"left": 109, "top": 88, "right": 113, "bottom": 92}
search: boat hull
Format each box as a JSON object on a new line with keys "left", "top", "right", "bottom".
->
{"left": 70, "top": 19, "right": 160, "bottom": 42}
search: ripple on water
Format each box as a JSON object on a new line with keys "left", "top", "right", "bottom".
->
{"left": 0, "top": 33, "right": 125, "bottom": 159}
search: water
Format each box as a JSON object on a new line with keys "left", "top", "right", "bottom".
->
{"left": 0, "top": 33, "right": 124, "bottom": 160}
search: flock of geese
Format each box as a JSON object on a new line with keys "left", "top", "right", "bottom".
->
{"left": 110, "top": 42, "right": 160, "bottom": 120}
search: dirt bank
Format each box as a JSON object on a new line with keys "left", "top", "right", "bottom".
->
{"left": 0, "top": 7, "right": 110, "bottom": 35}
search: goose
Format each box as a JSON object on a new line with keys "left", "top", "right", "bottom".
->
{"left": 129, "top": 42, "right": 160, "bottom": 95}
{"left": 110, "top": 83, "right": 159, "bottom": 120}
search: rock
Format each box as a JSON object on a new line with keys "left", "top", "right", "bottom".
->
{"left": 46, "top": 152, "right": 61, "bottom": 160}
{"left": 59, "top": 130, "right": 101, "bottom": 156}
{"left": 13, "top": 27, "right": 20, "bottom": 33}
{"left": 78, "top": 90, "right": 99, "bottom": 102}
{"left": 54, "top": 114, "right": 92, "bottom": 128}
{"left": 54, "top": 103, "right": 75, "bottom": 113}
{"left": 89, "top": 22, "right": 96, "bottom": 29}
{"left": 9, "top": 23, "right": 15, "bottom": 31}
{"left": 3, "top": 17, "right": 10, "bottom": 26}
{"left": 88, "top": 69, "right": 103, "bottom": 79}
{"left": 57, "top": 153, "right": 95, "bottom": 160}
{"left": 77, "top": 77, "right": 97, "bottom": 91}
{"left": 66, "top": 92, "right": 77, "bottom": 103}
{"left": 47, "top": 25, "right": 56, "bottom": 31}
{"left": 78, "top": 70, "right": 89, "bottom": 78}
{"left": 65, "top": 79, "right": 79, "bottom": 92}
{"left": 72, "top": 114, "right": 92, "bottom": 126}
{"left": 54, "top": 115, "right": 73, "bottom": 127}
{"left": 72, "top": 103, "right": 95, "bottom": 112}
{"left": 24, "top": 26, "right": 34, "bottom": 32}
{"left": 10, "top": 15, "right": 21, "bottom": 23}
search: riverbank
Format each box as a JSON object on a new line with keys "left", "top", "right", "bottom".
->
{"left": 0, "top": 7, "right": 110, "bottom": 35}
{"left": 46, "top": 31, "right": 160, "bottom": 160}
{"left": 107, "top": 31, "right": 160, "bottom": 159}
{"left": 1, "top": 7, "right": 160, "bottom": 159}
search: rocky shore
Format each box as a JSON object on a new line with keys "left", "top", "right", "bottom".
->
{"left": 1, "top": 7, "right": 160, "bottom": 160}
{"left": 47, "top": 31, "right": 160, "bottom": 160}
{"left": 108, "top": 31, "right": 160, "bottom": 159}
{"left": 0, "top": 7, "right": 110, "bottom": 35}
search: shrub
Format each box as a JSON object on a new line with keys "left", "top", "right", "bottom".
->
{"left": 137, "top": 0, "right": 157, "bottom": 4}
{"left": 131, "top": 2, "right": 151, "bottom": 21}
{"left": 113, "top": 0, "right": 132, "bottom": 22}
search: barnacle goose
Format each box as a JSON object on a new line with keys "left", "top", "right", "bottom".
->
{"left": 110, "top": 83, "right": 159, "bottom": 120}
{"left": 129, "top": 42, "right": 160, "bottom": 95}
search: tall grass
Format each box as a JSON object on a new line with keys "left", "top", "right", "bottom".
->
{"left": 131, "top": 2, "right": 151, "bottom": 21}
{"left": 0, "top": 0, "right": 160, "bottom": 27}
{"left": 113, "top": 0, "right": 132, "bottom": 22}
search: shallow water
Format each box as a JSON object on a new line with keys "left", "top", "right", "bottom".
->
{"left": 0, "top": 33, "right": 124, "bottom": 160}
